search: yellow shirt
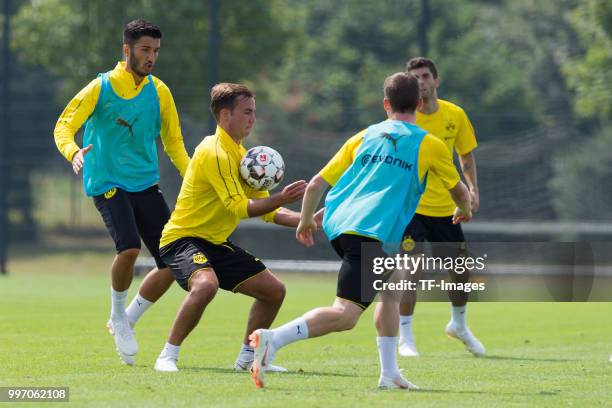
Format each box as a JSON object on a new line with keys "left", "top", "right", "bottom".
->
{"left": 160, "top": 126, "right": 279, "bottom": 247}
{"left": 319, "top": 129, "right": 460, "bottom": 191}
{"left": 415, "top": 99, "right": 477, "bottom": 216}
{"left": 53, "top": 61, "right": 190, "bottom": 177}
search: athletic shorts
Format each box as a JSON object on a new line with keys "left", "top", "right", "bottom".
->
{"left": 93, "top": 185, "right": 170, "bottom": 268}
{"left": 159, "top": 237, "right": 267, "bottom": 292}
{"left": 330, "top": 234, "right": 390, "bottom": 310}
{"left": 402, "top": 213, "right": 466, "bottom": 258}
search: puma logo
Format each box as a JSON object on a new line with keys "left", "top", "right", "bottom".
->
{"left": 379, "top": 132, "right": 399, "bottom": 152}
{"left": 116, "top": 117, "right": 138, "bottom": 138}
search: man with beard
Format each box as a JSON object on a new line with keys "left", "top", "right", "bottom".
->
{"left": 54, "top": 19, "right": 190, "bottom": 366}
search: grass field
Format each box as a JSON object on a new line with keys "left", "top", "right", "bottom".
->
{"left": 1, "top": 250, "right": 611, "bottom": 407}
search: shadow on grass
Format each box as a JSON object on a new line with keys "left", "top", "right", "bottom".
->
{"left": 401, "top": 388, "right": 487, "bottom": 395}
{"left": 258, "top": 386, "right": 561, "bottom": 397}
{"left": 482, "top": 355, "right": 576, "bottom": 362}
{"left": 179, "top": 366, "right": 358, "bottom": 378}
{"left": 415, "top": 388, "right": 561, "bottom": 397}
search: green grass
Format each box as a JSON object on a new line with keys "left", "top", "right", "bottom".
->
{"left": 1, "top": 252, "right": 611, "bottom": 407}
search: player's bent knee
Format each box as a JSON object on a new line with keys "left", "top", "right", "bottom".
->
{"left": 269, "top": 281, "right": 286, "bottom": 304}
{"left": 118, "top": 248, "right": 140, "bottom": 259}
{"left": 340, "top": 313, "right": 360, "bottom": 331}
{"left": 190, "top": 279, "right": 218, "bottom": 301}
{"left": 334, "top": 318, "right": 357, "bottom": 332}
{"left": 333, "top": 306, "right": 360, "bottom": 331}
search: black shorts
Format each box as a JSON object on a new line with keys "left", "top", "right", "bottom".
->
{"left": 402, "top": 213, "right": 466, "bottom": 258}
{"left": 93, "top": 185, "right": 170, "bottom": 268}
{"left": 330, "top": 234, "right": 390, "bottom": 310}
{"left": 159, "top": 237, "right": 267, "bottom": 292}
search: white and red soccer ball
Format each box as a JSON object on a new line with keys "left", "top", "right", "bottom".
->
{"left": 239, "top": 146, "right": 285, "bottom": 191}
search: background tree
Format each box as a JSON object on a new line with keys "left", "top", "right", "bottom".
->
{"left": 11, "top": 0, "right": 294, "bottom": 121}
{"left": 552, "top": 0, "right": 612, "bottom": 220}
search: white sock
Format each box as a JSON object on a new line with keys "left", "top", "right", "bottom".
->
{"left": 126, "top": 293, "right": 154, "bottom": 326}
{"left": 451, "top": 305, "right": 467, "bottom": 329}
{"left": 399, "top": 315, "right": 414, "bottom": 340}
{"left": 241, "top": 343, "right": 254, "bottom": 353}
{"left": 377, "top": 336, "right": 400, "bottom": 377}
{"left": 237, "top": 343, "right": 255, "bottom": 362}
{"left": 270, "top": 317, "right": 309, "bottom": 349}
{"left": 160, "top": 342, "right": 180, "bottom": 361}
{"left": 110, "top": 288, "right": 128, "bottom": 319}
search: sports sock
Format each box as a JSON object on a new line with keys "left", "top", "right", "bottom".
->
{"left": 241, "top": 343, "right": 254, "bottom": 353}
{"left": 399, "top": 315, "right": 414, "bottom": 340}
{"left": 270, "top": 317, "right": 309, "bottom": 349}
{"left": 126, "top": 293, "right": 153, "bottom": 326}
{"left": 376, "top": 336, "right": 400, "bottom": 377}
{"left": 237, "top": 343, "right": 255, "bottom": 363}
{"left": 451, "top": 305, "right": 467, "bottom": 329}
{"left": 110, "top": 288, "right": 128, "bottom": 319}
{"left": 160, "top": 342, "right": 180, "bottom": 361}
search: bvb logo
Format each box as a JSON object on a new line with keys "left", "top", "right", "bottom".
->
{"left": 192, "top": 253, "right": 208, "bottom": 264}
{"left": 402, "top": 236, "right": 415, "bottom": 252}
{"left": 445, "top": 120, "right": 456, "bottom": 133}
{"left": 104, "top": 188, "right": 117, "bottom": 199}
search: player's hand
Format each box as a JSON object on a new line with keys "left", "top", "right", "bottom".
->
{"left": 296, "top": 218, "right": 317, "bottom": 247}
{"left": 279, "top": 180, "right": 307, "bottom": 204}
{"left": 314, "top": 207, "right": 325, "bottom": 228}
{"left": 72, "top": 144, "right": 93, "bottom": 175}
{"left": 452, "top": 206, "right": 472, "bottom": 224}
{"left": 470, "top": 189, "right": 480, "bottom": 212}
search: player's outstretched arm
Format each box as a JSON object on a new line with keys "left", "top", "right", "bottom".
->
{"left": 247, "top": 180, "right": 306, "bottom": 218}
{"left": 296, "top": 174, "right": 329, "bottom": 247}
{"left": 272, "top": 208, "right": 301, "bottom": 227}
{"left": 449, "top": 181, "right": 472, "bottom": 224}
{"left": 273, "top": 203, "right": 325, "bottom": 228}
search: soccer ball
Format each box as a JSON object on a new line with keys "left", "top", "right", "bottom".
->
{"left": 239, "top": 146, "right": 285, "bottom": 191}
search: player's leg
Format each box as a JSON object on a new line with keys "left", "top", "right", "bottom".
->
{"left": 232, "top": 269, "right": 286, "bottom": 371}
{"left": 128, "top": 266, "right": 175, "bottom": 322}
{"left": 375, "top": 300, "right": 419, "bottom": 390}
{"left": 297, "top": 234, "right": 372, "bottom": 337}
{"left": 167, "top": 269, "right": 218, "bottom": 345}
{"left": 249, "top": 297, "right": 364, "bottom": 387}
{"left": 201, "top": 241, "right": 288, "bottom": 372}
{"left": 248, "top": 234, "right": 371, "bottom": 387}
{"left": 433, "top": 218, "right": 485, "bottom": 357}
{"left": 93, "top": 188, "right": 141, "bottom": 365}
{"left": 155, "top": 268, "right": 219, "bottom": 372}
{"left": 302, "top": 297, "right": 365, "bottom": 336}
{"left": 398, "top": 214, "right": 428, "bottom": 357}
{"left": 126, "top": 186, "right": 175, "bottom": 327}
{"left": 154, "top": 238, "right": 219, "bottom": 372}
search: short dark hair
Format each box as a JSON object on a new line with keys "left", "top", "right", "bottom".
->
{"left": 123, "top": 20, "right": 162, "bottom": 46}
{"left": 210, "top": 83, "right": 255, "bottom": 122}
{"left": 384, "top": 73, "right": 420, "bottom": 114}
{"left": 405, "top": 57, "right": 438, "bottom": 79}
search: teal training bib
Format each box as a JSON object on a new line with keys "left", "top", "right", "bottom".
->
{"left": 323, "top": 120, "right": 427, "bottom": 254}
{"left": 82, "top": 72, "right": 161, "bottom": 196}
